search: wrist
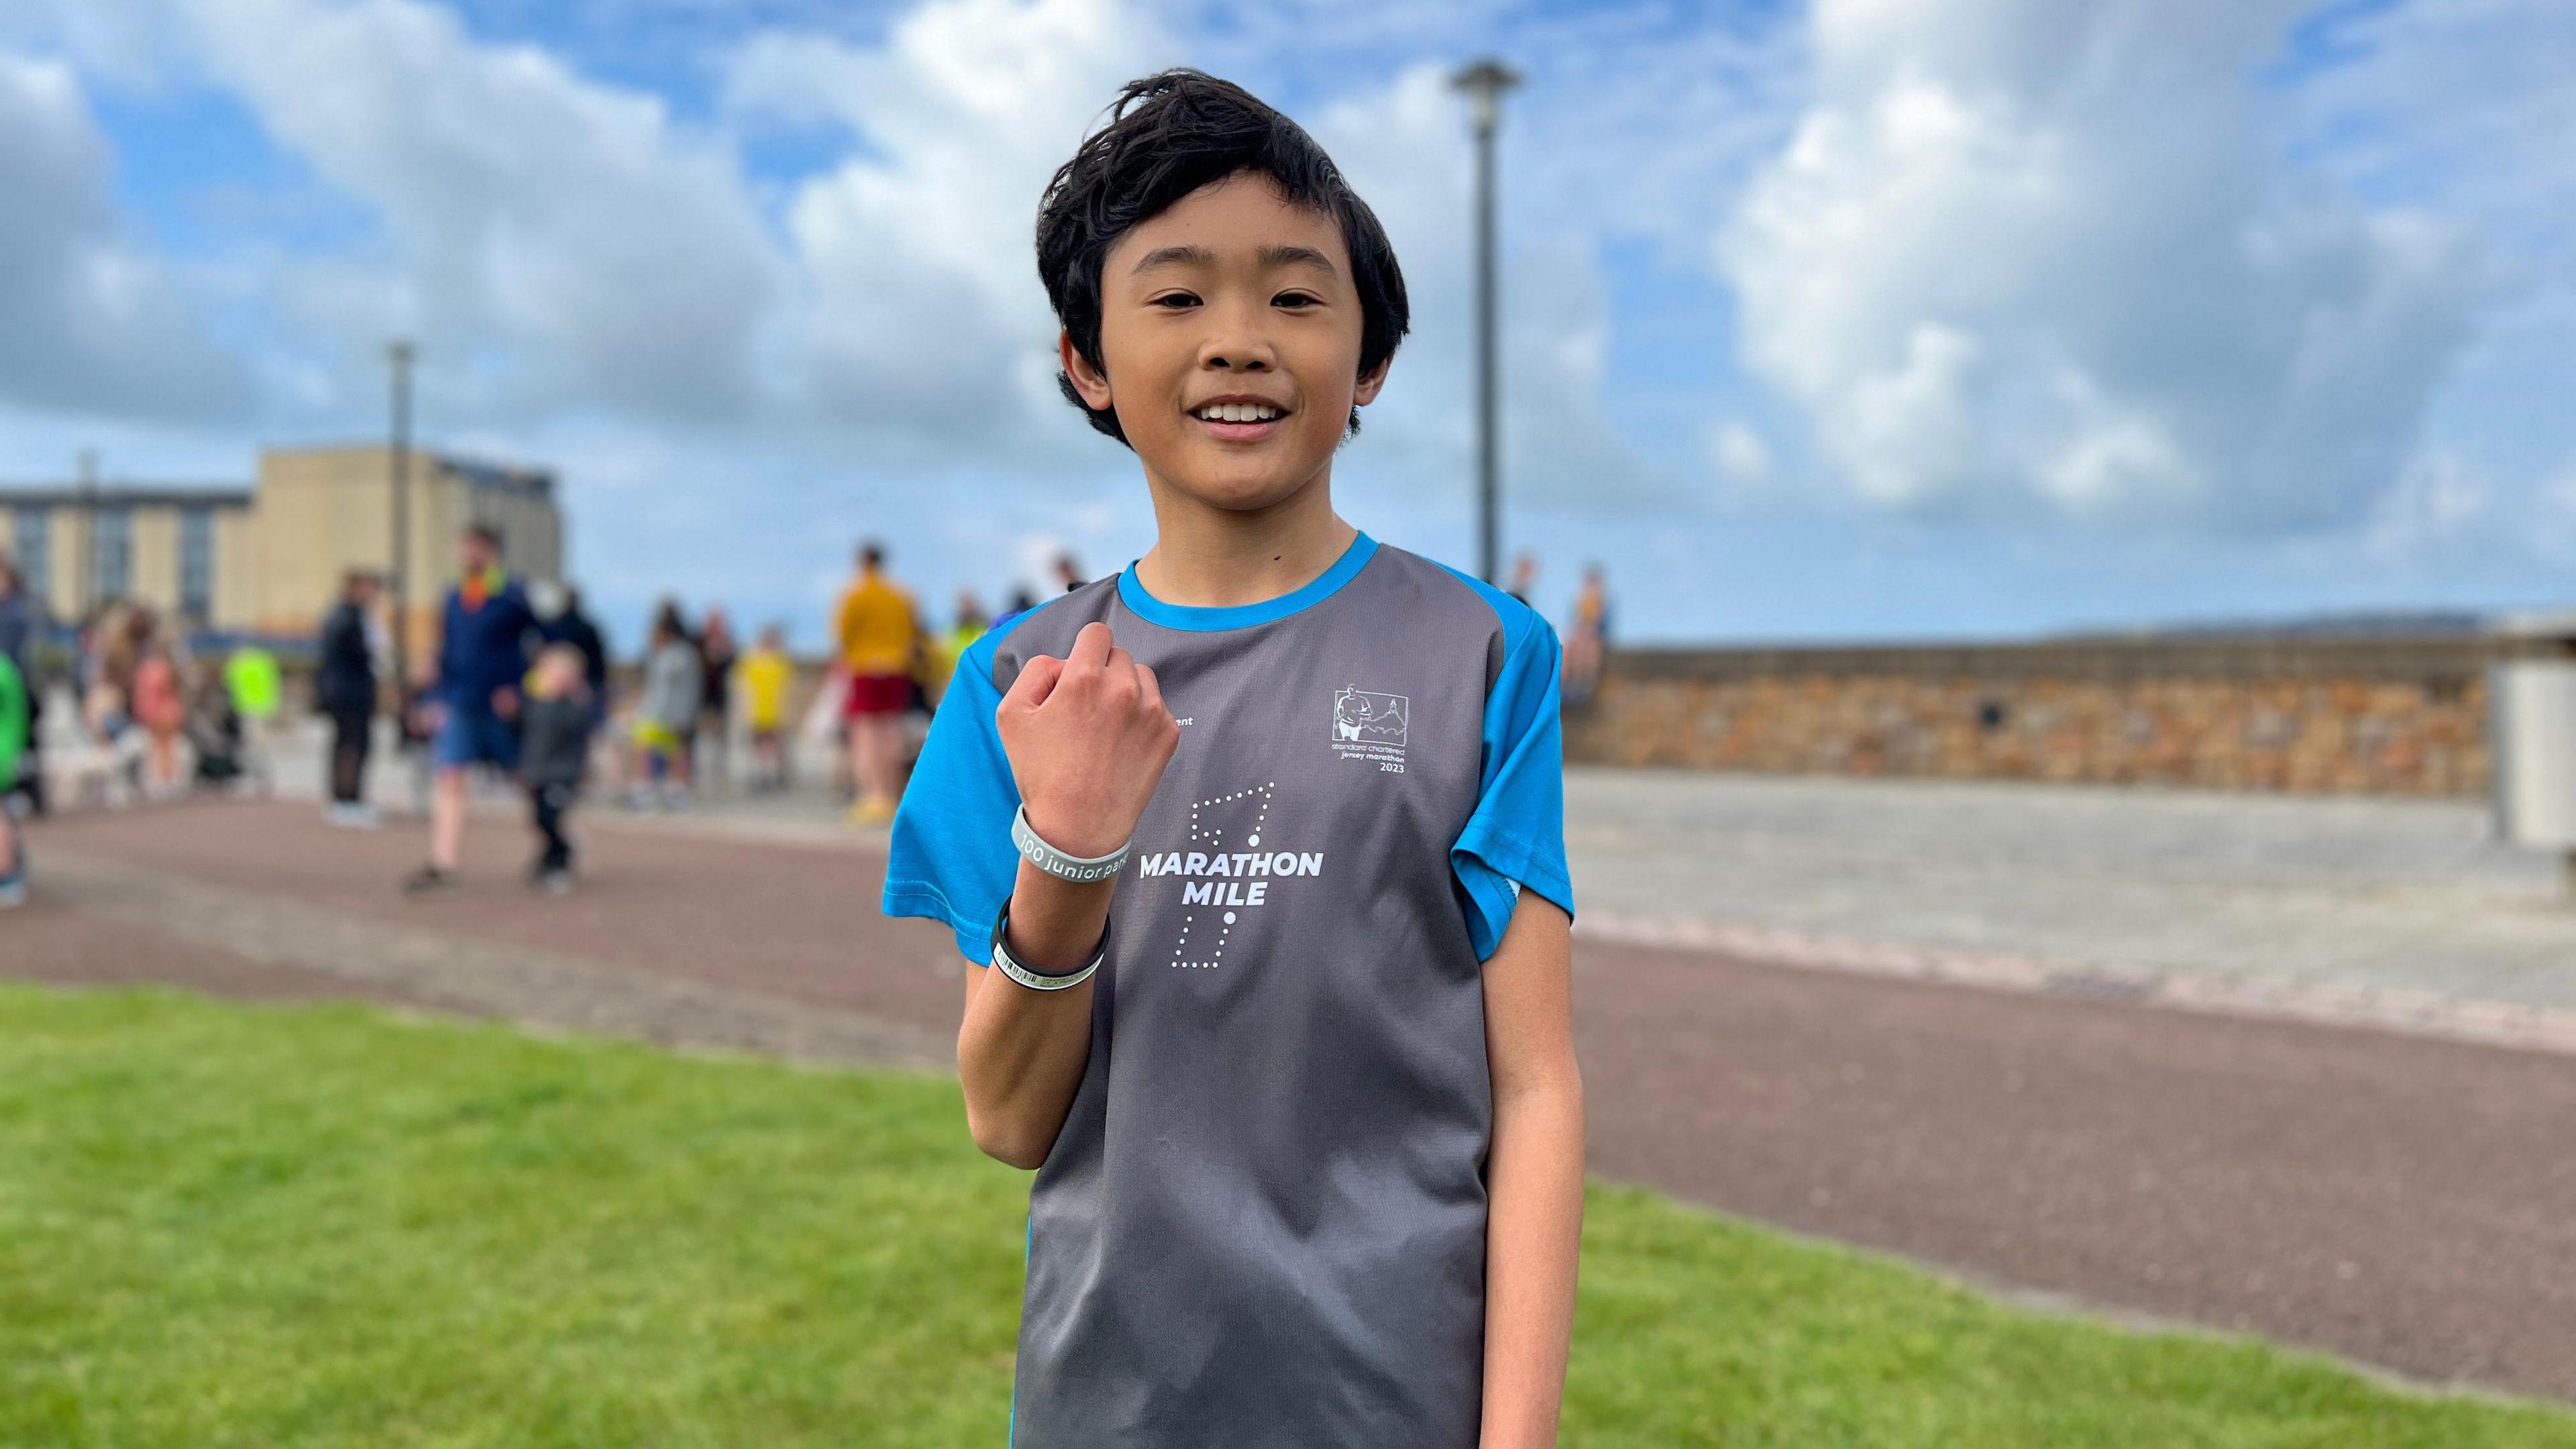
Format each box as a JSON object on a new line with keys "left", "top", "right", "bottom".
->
{"left": 1019, "top": 798, "right": 1129, "bottom": 860}
{"left": 1013, "top": 804, "right": 1132, "bottom": 883}
{"left": 992, "top": 906, "right": 1106, "bottom": 987}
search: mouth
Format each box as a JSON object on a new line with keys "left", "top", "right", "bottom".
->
{"left": 1188, "top": 396, "right": 1291, "bottom": 441}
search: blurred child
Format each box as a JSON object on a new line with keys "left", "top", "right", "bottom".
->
{"left": 184, "top": 657, "right": 246, "bottom": 788}
{"left": 627, "top": 602, "right": 702, "bottom": 811}
{"left": 129, "top": 621, "right": 186, "bottom": 796}
{"left": 519, "top": 644, "right": 591, "bottom": 894}
{"left": 0, "top": 647, "right": 27, "bottom": 907}
{"left": 737, "top": 625, "right": 794, "bottom": 792}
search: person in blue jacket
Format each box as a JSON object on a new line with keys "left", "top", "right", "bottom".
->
{"left": 405, "top": 523, "right": 538, "bottom": 894}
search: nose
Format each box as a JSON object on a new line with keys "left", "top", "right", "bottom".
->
{"left": 1198, "top": 297, "right": 1276, "bottom": 373}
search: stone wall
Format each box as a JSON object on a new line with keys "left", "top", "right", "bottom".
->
{"left": 1562, "top": 633, "right": 2572, "bottom": 797}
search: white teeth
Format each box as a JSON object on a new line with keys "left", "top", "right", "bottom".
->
{"left": 1199, "top": 402, "right": 1279, "bottom": 423}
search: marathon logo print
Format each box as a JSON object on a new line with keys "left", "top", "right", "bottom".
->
{"left": 1329, "top": 686, "right": 1408, "bottom": 769}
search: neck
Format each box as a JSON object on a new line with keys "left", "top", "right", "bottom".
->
{"left": 1133, "top": 470, "right": 1355, "bottom": 609}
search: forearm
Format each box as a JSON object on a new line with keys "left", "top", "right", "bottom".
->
{"left": 956, "top": 860, "right": 1112, "bottom": 1169}
{"left": 1481, "top": 1067, "right": 1586, "bottom": 1449}
{"left": 1478, "top": 895, "right": 1584, "bottom": 1449}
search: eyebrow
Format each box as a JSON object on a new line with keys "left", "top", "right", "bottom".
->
{"left": 1126, "top": 243, "right": 1341, "bottom": 277}
{"left": 1258, "top": 244, "right": 1338, "bottom": 276}
{"left": 1130, "top": 244, "right": 1216, "bottom": 274}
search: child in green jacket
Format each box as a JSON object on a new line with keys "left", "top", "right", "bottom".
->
{"left": 0, "top": 651, "right": 28, "bottom": 907}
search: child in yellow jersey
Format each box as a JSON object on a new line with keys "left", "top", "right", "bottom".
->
{"left": 833, "top": 540, "right": 919, "bottom": 824}
{"left": 739, "top": 625, "right": 795, "bottom": 792}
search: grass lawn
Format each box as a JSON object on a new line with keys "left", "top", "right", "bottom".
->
{"left": 2, "top": 985, "right": 2570, "bottom": 1448}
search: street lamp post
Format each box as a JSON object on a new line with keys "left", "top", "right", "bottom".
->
{"left": 1452, "top": 58, "right": 1520, "bottom": 586}
{"left": 387, "top": 340, "right": 415, "bottom": 698}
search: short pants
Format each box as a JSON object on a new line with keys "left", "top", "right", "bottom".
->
{"left": 843, "top": 672, "right": 910, "bottom": 718}
{"left": 433, "top": 706, "right": 520, "bottom": 771}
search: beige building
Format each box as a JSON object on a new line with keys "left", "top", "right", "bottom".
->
{"left": 0, "top": 444, "right": 561, "bottom": 658}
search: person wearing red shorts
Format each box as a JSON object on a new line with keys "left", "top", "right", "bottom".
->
{"left": 833, "top": 541, "right": 920, "bottom": 824}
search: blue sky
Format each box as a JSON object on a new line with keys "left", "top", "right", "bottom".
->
{"left": 0, "top": 0, "right": 2570, "bottom": 649}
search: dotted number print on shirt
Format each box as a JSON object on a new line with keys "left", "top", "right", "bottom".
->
{"left": 1170, "top": 782, "right": 1275, "bottom": 969}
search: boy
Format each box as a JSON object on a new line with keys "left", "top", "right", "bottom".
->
{"left": 519, "top": 643, "right": 590, "bottom": 893}
{"left": 0, "top": 645, "right": 26, "bottom": 908}
{"left": 738, "top": 624, "right": 795, "bottom": 791}
{"left": 884, "top": 71, "right": 1582, "bottom": 1446}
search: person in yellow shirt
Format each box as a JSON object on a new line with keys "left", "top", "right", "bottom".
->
{"left": 737, "top": 624, "right": 796, "bottom": 792}
{"left": 834, "top": 541, "right": 919, "bottom": 824}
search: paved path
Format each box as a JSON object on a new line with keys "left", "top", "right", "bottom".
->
{"left": 1565, "top": 768, "right": 2574, "bottom": 1005}
{"left": 214, "top": 714, "right": 2575, "bottom": 1000}
{"left": 7, "top": 797, "right": 2573, "bottom": 1401}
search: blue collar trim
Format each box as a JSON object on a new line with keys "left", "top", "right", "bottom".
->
{"left": 1116, "top": 531, "right": 1378, "bottom": 633}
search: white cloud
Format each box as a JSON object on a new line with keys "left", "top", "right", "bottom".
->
{"left": 0, "top": 51, "right": 248, "bottom": 421}
{"left": 1709, "top": 419, "right": 1770, "bottom": 484}
{"left": 1721, "top": 0, "right": 2486, "bottom": 531}
{"left": 731, "top": 0, "right": 1171, "bottom": 455}
{"left": 172, "top": 0, "right": 780, "bottom": 423}
{"left": 7, "top": 0, "right": 1675, "bottom": 504}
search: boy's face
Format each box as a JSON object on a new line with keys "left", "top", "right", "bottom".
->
{"left": 1065, "top": 172, "right": 1387, "bottom": 514}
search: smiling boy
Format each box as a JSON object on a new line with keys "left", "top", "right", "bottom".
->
{"left": 883, "top": 70, "right": 1582, "bottom": 1446}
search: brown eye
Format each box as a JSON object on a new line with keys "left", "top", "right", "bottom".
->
{"left": 1273, "top": 291, "right": 1319, "bottom": 309}
{"left": 1152, "top": 292, "right": 1201, "bottom": 309}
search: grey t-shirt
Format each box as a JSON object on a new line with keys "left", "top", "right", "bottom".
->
{"left": 885, "top": 534, "right": 1572, "bottom": 1446}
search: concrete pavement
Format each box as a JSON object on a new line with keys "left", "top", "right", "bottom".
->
{"left": 1564, "top": 767, "right": 2573, "bottom": 1008}
{"left": 219, "top": 713, "right": 2576, "bottom": 1028}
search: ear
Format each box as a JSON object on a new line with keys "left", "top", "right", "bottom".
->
{"left": 1059, "top": 330, "right": 1114, "bottom": 411}
{"left": 1352, "top": 354, "right": 1391, "bottom": 408}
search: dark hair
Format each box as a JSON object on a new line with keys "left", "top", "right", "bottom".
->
{"left": 1036, "top": 69, "right": 1409, "bottom": 446}
{"left": 859, "top": 540, "right": 885, "bottom": 569}
{"left": 464, "top": 521, "right": 502, "bottom": 549}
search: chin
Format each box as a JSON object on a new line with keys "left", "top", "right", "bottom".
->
{"left": 1169, "top": 468, "right": 1317, "bottom": 514}
{"left": 1148, "top": 441, "right": 1327, "bottom": 513}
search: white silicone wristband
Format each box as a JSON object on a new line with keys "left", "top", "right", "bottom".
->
{"left": 989, "top": 907, "right": 1104, "bottom": 991}
{"left": 1011, "top": 804, "right": 1131, "bottom": 883}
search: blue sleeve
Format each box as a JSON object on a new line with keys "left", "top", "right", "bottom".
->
{"left": 881, "top": 631, "right": 1022, "bottom": 963}
{"left": 1450, "top": 596, "right": 1575, "bottom": 961}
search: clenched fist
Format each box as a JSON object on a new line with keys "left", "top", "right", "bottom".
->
{"left": 998, "top": 621, "right": 1180, "bottom": 860}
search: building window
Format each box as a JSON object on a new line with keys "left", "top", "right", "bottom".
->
{"left": 93, "top": 506, "right": 131, "bottom": 605}
{"left": 11, "top": 506, "right": 48, "bottom": 605}
{"left": 180, "top": 508, "right": 215, "bottom": 621}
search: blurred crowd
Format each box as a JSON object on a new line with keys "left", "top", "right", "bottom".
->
{"left": 0, "top": 532, "right": 1610, "bottom": 907}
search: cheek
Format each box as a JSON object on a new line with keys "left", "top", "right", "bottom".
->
{"left": 1291, "top": 330, "right": 1365, "bottom": 412}
{"left": 1098, "top": 313, "right": 1189, "bottom": 396}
